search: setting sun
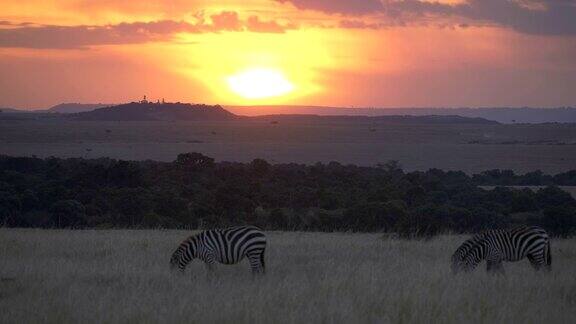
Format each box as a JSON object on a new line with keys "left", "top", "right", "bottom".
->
{"left": 226, "top": 68, "right": 294, "bottom": 99}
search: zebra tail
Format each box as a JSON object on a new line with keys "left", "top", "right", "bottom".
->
{"left": 546, "top": 239, "right": 552, "bottom": 268}
{"left": 260, "top": 248, "right": 266, "bottom": 274}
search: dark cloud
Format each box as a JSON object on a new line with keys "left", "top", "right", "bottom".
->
{"left": 276, "top": 0, "right": 383, "bottom": 15}
{"left": 0, "top": 21, "right": 199, "bottom": 49}
{"left": 0, "top": 12, "right": 298, "bottom": 49}
{"left": 280, "top": 0, "right": 576, "bottom": 36}
{"left": 338, "top": 20, "right": 383, "bottom": 30}
{"left": 455, "top": 0, "right": 576, "bottom": 36}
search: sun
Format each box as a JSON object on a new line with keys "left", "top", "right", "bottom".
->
{"left": 226, "top": 68, "right": 294, "bottom": 99}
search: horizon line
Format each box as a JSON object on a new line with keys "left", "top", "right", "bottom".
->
{"left": 3, "top": 102, "right": 576, "bottom": 112}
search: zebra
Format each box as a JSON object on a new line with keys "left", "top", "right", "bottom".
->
{"left": 451, "top": 225, "right": 551, "bottom": 274}
{"left": 170, "top": 225, "right": 266, "bottom": 275}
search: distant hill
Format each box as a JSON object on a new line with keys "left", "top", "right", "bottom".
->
{"left": 253, "top": 114, "right": 498, "bottom": 125}
{"left": 6, "top": 103, "right": 574, "bottom": 123}
{"left": 0, "top": 107, "right": 23, "bottom": 113}
{"left": 0, "top": 107, "right": 58, "bottom": 120}
{"left": 74, "top": 102, "right": 236, "bottom": 121}
{"left": 0, "top": 107, "right": 41, "bottom": 113}
{"left": 48, "top": 103, "right": 112, "bottom": 113}
{"left": 72, "top": 102, "right": 496, "bottom": 124}
{"left": 227, "top": 106, "right": 576, "bottom": 124}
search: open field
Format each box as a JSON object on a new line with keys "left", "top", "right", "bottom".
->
{"left": 1, "top": 229, "right": 575, "bottom": 324}
{"left": 1, "top": 119, "right": 576, "bottom": 173}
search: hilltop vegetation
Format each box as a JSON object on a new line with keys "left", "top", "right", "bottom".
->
{"left": 252, "top": 114, "right": 498, "bottom": 124}
{"left": 73, "top": 102, "right": 236, "bottom": 121}
{"left": 1, "top": 154, "right": 575, "bottom": 236}
{"left": 48, "top": 103, "right": 111, "bottom": 113}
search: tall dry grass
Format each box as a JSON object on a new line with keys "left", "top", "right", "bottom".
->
{"left": 0, "top": 228, "right": 575, "bottom": 323}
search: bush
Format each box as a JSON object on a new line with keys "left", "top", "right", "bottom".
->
{"left": 0, "top": 153, "right": 575, "bottom": 236}
{"left": 49, "top": 200, "right": 86, "bottom": 227}
{"left": 394, "top": 205, "right": 447, "bottom": 239}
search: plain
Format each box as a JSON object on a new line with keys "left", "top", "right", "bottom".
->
{"left": 1, "top": 119, "right": 576, "bottom": 173}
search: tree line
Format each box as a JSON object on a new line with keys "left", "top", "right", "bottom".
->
{"left": 1, "top": 153, "right": 575, "bottom": 237}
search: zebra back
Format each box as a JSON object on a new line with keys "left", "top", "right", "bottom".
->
{"left": 205, "top": 225, "right": 266, "bottom": 264}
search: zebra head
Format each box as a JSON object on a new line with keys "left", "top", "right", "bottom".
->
{"left": 451, "top": 236, "right": 486, "bottom": 274}
{"left": 451, "top": 253, "right": 473, "bottom": 274}
{"left": 169, "top": 250, "right": 182, "bottom": 271}
{"left": 451, "top": 253, "right": 480, "bottom": 274}
{"left": 451, "top": 257, "right": 473, "bottom": 274}
{"left": 451, "top": 255, "right": 463, "bottom": 274}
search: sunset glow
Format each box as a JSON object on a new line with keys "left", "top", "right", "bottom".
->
{"left": 0, "top": 0, "right": 575, "bottom": 109}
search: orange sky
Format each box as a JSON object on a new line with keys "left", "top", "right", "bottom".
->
{"left": 1, "top": 0, "right": 575, "bottom": 109}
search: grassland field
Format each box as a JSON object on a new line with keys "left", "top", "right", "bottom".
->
{"left": 1, "top": 119, "right": 576, "bottom": 173}
{"left": 1, "top": 228, "right": 575, "bottom": 324}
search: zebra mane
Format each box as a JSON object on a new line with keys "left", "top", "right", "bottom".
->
{"left": 170, "top": 235, "right": 197, "bottom": 265}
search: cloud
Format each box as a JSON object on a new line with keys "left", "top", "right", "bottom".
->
{"left": 0, "top": 12, "right": 298, "bottom": 49}
{"left": 246, "top": 16, "right": 298, "bottom": 33}
{"left": 0, "top": 21, "right": 199, "bottom": 49}
{"left": 209, "top": 11, "right": 243, "bottom": 32}
{"left": 279, "top": 0, "right": 576, "bottom": 36}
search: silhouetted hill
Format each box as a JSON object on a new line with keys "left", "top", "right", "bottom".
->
{"left": 74, "top": 102, "right": 236, "bottom": 121}
{"left": 49, "top": 103, "right": 112, "bottom": 113}
{"left": 71, "top": 102, "right": 496, "bottom": 124}
{"left": 228, "top": 106, "right": 576, "bottom": 124}
{"left": 4, "top": 104, "right": 575, "bottom": 124}
{"left": 253, "top": 114, "right": 499, "bottom": 125}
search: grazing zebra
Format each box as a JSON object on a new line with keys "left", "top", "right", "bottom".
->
{"left": 451, "top": 225, "right": 551, "bottom": 274}
{"left": 170, "top": 225, "right": 266, "bottom": 275}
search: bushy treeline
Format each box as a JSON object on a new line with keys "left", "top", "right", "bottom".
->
{"left": 1, "top": 153, "right": 575, "bottom": 237}
{"left": 473, "top": 169, "right": 576, "bottom": 186}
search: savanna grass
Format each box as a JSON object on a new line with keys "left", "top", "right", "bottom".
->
{"left": 0, "top": 229, "right": 574, "bottom": 323}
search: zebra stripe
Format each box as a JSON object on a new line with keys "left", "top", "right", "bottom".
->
{"left": 170, "top": 225, "right": 266, "bottom": 274}
{"left": 451, "top": 225, "right": 551, "bottom": 274}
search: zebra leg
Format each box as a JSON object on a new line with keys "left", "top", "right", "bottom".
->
{"left": 486, "top": 260, "right": 505, "bottom": 275}
{"left": 259, "top": 250, "right": 266, "bottom": 274}
{"left": 203, "top": 258, "right": 217, "bottom": 281}
{"left": 204, "top": 261, "right": 216, "bottom": 272}
{"left": 247, "top": 252, "right": 265, "bottom": 276}
{"left": 527, "top": 252, "right": 549, "bottom": 271}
